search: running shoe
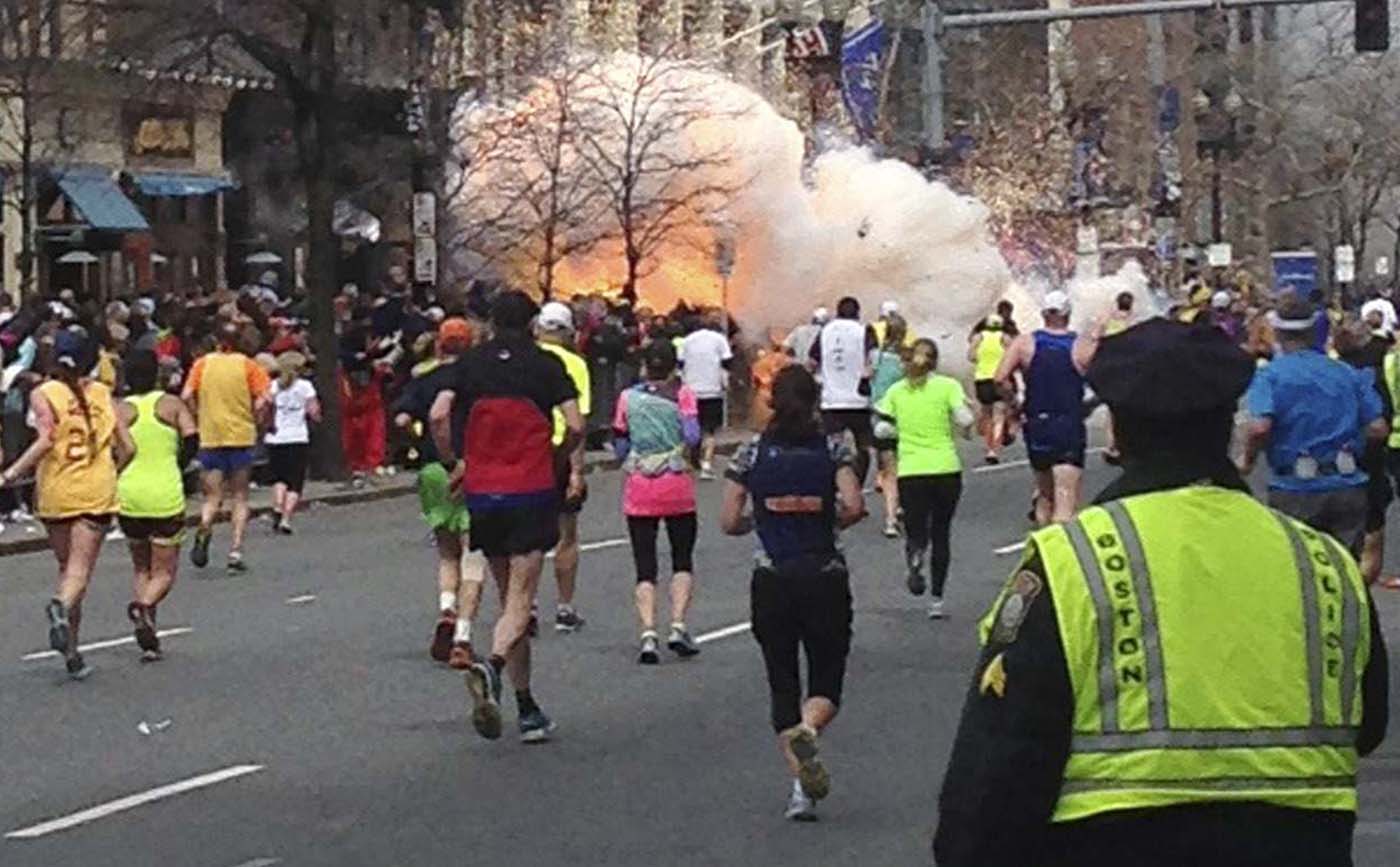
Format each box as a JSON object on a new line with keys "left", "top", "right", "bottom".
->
{"left": 698, "top": 463, "right": 716, "bottom": 481}
{"left": 45, "top": 598, "right": 70, "bottom": 653}
{"left": 784, "top": 780, "right": 818, "bottom": 822}
{"left": 519, "top": 707, "right": 557, "bottom": 744}
{"left": 465, "top": 661, "right": 503, "bottom": 740}
{"left": 430, "top": 612, "right": 455, "bottom": 662}
{"left": 190, "top": 529, "right": 212, "bottom": 568}
{"left": 667, "top": 626, "right": 701, "bottom": 658}
{"left": 638, "top": 632, "right": 660, "bottom": 665}
{"left": 226, "top": 552, "right": 248, "bottom": 575}
{"left": 985, "top": 452, "right": 1001, "bottom": 466}
{"left": 785, "top": 725, "right": 830, "bottom": 801}
{"left": 128, "top": 602, "right": 160, "bottom": 656}
{"left": 448, "top": 643, "right": 473, "bottom": 670}
{"left": 65, "top": 653, "right": 92, "bottom": 681}
{"left": 555, "top": 607, "right": 585, "bottom": 633}
{"left": 882, "top": 519, "right": 900, "bottom": 539}
{"left": 928, "top": 596, "right": 946, "bottom": 620}
{"left": 906, "top": 552, "right": 927, "bottom": 597}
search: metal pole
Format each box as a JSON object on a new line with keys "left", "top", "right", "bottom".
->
{"left": 922, "top": 0, "right": 945, "bottom": 149}
{"left": 1211, "top": 151, "right": 1223, "bottom": 243}
{"left": 942, "top": 0, "right": 1344, "bottom": 29}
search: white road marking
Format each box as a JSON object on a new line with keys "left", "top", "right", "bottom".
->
{"left": 995, "top": 541, "right": 1028, "bottom": 556}
{"left": 5, "top": 764, "right": 264, "bottom": 840}
{"left": 20, "top": 627, "right": 193, "bottom": 662}
{"left": 546, "top": 538, "right": 630, "bottom": 560}
{"left": 229, "top": 859, "right": 281, "bottom": 867}
{"left": 285, "top": 594, "right": 317, "bottom": 605}
{"left": 695, "top": 622, "right": 752, "bottom": 644}
{"left": 971, "top": 447, "right": 1106, "bottom": 474}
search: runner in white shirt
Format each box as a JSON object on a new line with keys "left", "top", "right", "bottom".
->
{"left": 264, "top": 352, "right": 320, "bottom": 534}
{"left": 679, "top": 313, "right": 733, "bottom": 479}
{"left": 784, "top": 307, "right": 829, "bottom": 372}
{"left": 808, "top": 297, "right": 878, "bottom": 484}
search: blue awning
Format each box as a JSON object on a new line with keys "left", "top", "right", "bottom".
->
{"left": 131, "top": 171, "right": 236, "bottom": 197}
{"left": 54, "top": 168, "right": 150, "bottom": 232}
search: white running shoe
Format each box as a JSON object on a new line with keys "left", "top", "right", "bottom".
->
{"left": 784, "top": 779, "right": 818, "bottom": 822}
{"left": 928, "top": 597, "right": 946, "bottom": 620}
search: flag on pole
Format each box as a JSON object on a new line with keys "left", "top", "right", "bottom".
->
{"left": 841, "top": 19, "right": 887, "bottom": 142}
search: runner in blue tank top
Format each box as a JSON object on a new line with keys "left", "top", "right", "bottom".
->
{"left": 994, "top": 290, "right": 1100, "bottom": 525}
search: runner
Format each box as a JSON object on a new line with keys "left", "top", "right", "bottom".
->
{"left": 394, "top": 317, "right": 482, "bottom": 669}
{"left": 116, "top": 350, "right": 198, "bottom": 662}
{"left": 869, "top": 314, "right": 907, "bottom": 536}
{"left": 612, "top": 340, "right": 703, "bottom": 664}
{"left": 810, "top": 297, "right": 878, "bottom": 485}
{"left": 1094, "top": 292, "right": 1136, "bottom": 465}
{"left": 265, "top": 351, "right": 320, "bottom": 535}
{"left": 995, "top": 291, "right": 1098, "bottom": 525}
{"left": 720, "top": 365, "right": 866, "bottom": 821}
{"left": 967, "top": 313, "right": 1010, "bottom": 465}
{"left": 536, "top": 301, "right": 590, "bottom": 633}
{"left": 1337, "top": 315, "right": 1393, "bottom": 582}
{"left": 0, "top": 330, "right": 135, "bottom": 679}
{"left": 875, "top": 339, "right": 975, "bottom": 618}
{"left": 430, "top": 292, "right": 584, "bottom": 743}
{"left": 679, "top": 311, "right": 732, "bottom": 480}
{"left": 784, "top": 308, "right": 828, "bottom": 372}
{"left": 182, "top": 321, "right": 272, "bottom": 574}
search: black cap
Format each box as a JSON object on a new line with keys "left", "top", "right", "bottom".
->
{"left": 490, "top": 290, "right": 538, "bottom": 332}
{"left": 1086, "top": 317, "right": 1254, "bottom": 417}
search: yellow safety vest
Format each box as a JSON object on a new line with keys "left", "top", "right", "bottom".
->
{"left": 991, "top": 486, "right": 1369, "bottom": 823}
{"left": 1383, "top": 352, "right": 1400, "bottom": 448}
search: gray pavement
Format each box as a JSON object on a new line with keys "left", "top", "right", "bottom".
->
{"left": 0, "top": 440, "right": 1397, "bottom": 866}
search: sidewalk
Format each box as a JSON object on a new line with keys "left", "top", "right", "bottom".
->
{"left": 0, "top": 429, "right": 754, "bottom": 558}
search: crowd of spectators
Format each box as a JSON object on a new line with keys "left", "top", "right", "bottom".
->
{"left": 0, "top": 266, "right": 749, "bottom": 523}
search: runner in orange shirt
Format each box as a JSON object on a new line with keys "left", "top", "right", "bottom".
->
{"left": 182, "top": 322, "right": 271, "bottom": 574}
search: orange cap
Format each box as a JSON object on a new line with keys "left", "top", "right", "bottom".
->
{"left": 437, "top": 317, "right": 473, "bottom": 354}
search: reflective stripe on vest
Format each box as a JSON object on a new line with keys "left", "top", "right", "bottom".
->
{"left": 1032, "top": 487, "right": 1369, "bottom": 823}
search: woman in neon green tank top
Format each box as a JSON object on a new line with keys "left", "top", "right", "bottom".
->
{"left": 116, "top": 351, "right": 197, "bottom": 661}
{"left": 968, "top": 316, "right": 1010, "bottom": 464}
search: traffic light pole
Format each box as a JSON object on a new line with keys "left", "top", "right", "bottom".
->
{"left": 923, "top": 0, "right": 1351, "bottom": 148}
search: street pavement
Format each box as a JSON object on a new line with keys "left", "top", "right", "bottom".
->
{"left": 1, "top": 438, "right": 1397, "bottom": 867}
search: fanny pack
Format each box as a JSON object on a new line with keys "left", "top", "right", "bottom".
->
{"left": 1278, "top": 451, "right": 1358, "bottom": 479}
{"left": 622, "top": 446, "right": 689, "bottom": 477}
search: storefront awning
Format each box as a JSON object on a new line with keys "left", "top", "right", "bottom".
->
{"left": 54, "top": 168, "right": 150, "bottom": 232}
{"left": 131, "top": 171, "right": 237, "bottom": 197}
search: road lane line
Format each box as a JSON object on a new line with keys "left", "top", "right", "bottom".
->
{"left": 229, "top": 859, "right": 281, "bottom": 867}
{"left": 695, "top": 622, "right": 752, "bottom": 644}
{"left": 5, "top": 764, "right": 264, "bottom": 840}
{"left": 972, "top": 447, "right": 1106, "bottom": 474}
{"left": 285, "top": 594, "right": 317, "bottom": 605}
{"left": 546, "top": 538, "right": 629, "bottom": 560}
{"left": 20, "top": 627, "right": 194, "bottom": 662}
{"left": 995, "top": 541, "right": 1028, "bottom": 556}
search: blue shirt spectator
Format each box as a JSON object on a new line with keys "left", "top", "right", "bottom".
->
{"left": 1246, "top": 349, "right": 1383, "bottom": 492}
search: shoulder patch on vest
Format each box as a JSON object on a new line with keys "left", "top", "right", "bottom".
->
{"left": 990, "top": 570, "right": 1043, "bottom": 645}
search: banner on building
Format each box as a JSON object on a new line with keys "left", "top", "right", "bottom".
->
{"left": 840, "top": 19, "right": 887, "bottom": 142}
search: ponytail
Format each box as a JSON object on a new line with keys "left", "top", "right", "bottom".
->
{"left": 55, "top": 365, "right": 96, "bottom": 454}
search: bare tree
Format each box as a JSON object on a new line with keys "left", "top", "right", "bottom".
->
{"left": 572, "top": 48, "right": 746, "bottom": 300}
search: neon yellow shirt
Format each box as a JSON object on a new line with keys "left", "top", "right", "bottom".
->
{"left": 876, "top": 375, "right": 966, "bottom": 476}
{"left": 539, "top": 341, "right": 590, "bottom": 446}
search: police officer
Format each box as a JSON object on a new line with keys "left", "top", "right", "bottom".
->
{"left": 934, "top": 319, "right": 1389, "bottom": 867}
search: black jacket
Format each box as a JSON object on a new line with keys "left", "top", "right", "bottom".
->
{"left": 933, "top": 460, "right": 1390, "bottom": 867}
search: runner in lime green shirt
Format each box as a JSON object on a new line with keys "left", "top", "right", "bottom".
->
{"left": 874, "top": 339, "right": 975, "bottom": 619}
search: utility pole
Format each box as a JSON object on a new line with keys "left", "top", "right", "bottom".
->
{"left": 921, "top": 0, "right": 945, "bottom": 149}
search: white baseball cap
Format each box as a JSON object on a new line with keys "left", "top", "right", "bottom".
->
{"left": 879, "top": 300, "right": 899, "bottom": 317}
{"left": 1041, "top": 290, "right": 1072, "bottom": 314}
{"left": 812, "top": 306, "right": 831, "bottom": 324}
{"left": 1211, "top": 291, "right": 1233, "bottom": 310}
{"left": 538, "top": 301, "right": 574, "bottom": 332}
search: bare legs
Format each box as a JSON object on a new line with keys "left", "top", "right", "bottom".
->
{"left": 1033, "top": 465, "right": 1083, "bottom": 526}
{"left": 487, "top": 552, "right": 544, "bottom": 692}
{"left": 633, "top": 571, "right": 694, "bottom": 633}
{"left": 46, "top": 519, "right": 105, "bottom": 662}
{"left": 778, "top": 697, "right": 838, "bottom": 776}
{"left": 554, "top": 513, "right": 579, "bottom": 611}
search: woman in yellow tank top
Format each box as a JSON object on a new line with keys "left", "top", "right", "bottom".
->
{"left": 0, "top": 331, "right": 134, "bottom": 680}
{"left": 967, "top": 316, "right": 1010, "bottom": 465}
{"left": 117, "top": 350, "right": 198, "bottom": 661}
